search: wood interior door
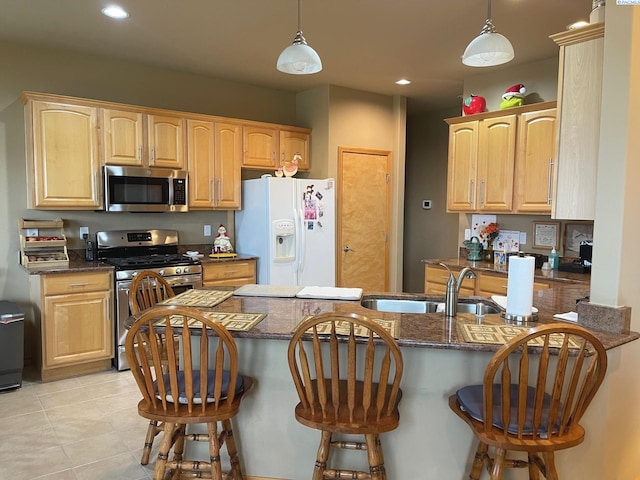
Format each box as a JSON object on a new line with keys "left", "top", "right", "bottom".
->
{"left": 337, "top": 147, "right": 392, "bottom": 291}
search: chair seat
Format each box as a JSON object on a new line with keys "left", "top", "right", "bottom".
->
{"left": 138, "top": 376, "right": 254, "bottom": 424}
{"left": 154, "top": 369, "right": 245, "bottom": 404}
{"left": 456, "top": 384, "right": 560, "bottom": 437}
{"left": 293, "top": 376, "right": 402, "bottom": 435}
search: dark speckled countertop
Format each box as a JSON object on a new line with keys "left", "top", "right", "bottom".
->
{"left": 168, "top": 286, "right": 638, "bottom": 353}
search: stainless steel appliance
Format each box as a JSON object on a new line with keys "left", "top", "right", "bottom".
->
{"left": 103, "top": 165, "right": 188, "bottom": 212}
{"left": 97, "top": 229, "right": 202, "bottom": 371}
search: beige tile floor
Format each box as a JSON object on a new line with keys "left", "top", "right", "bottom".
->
{"left": 0, "top": 367, "right": 159, "bottom": 480}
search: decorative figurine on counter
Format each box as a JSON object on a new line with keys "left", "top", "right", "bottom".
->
{"left": 499, "top": 83, "right": 526, "bottom": 110}
{"left": 211, "top": 224, "right": 237, "bottom": 258}
{"left": 463, "top": 94, "right": 486, "bottom": 115}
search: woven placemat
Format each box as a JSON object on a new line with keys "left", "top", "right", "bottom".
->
{"left": 161, "top": 312, "right": 266, "bottom": 332}
{"left": 158, "top": 289, "right": 233, "bottom": 307}
{"left": 295, "top": 315, "right": 398, "bottom": 339}
{"left": 458, "top": 323, "right": 581, "bottom": 348}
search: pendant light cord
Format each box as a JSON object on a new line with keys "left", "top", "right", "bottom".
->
{"left": 297, "top": 0, "right": 302, "bottom": 32}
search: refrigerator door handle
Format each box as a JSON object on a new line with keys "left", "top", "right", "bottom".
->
{"left": 293, "top": 188, "right": 303, "bottom": 285}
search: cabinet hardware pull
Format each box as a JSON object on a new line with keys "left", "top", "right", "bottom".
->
{"left": 547, "top": 158, "right": 554, "bottom": 205}
{"left": 151, "top": 147, "right": 155, "bottom": 161}
{"left": 68, "top": 283, "right": 89, "bottom": 287}
{"left": 225, "top": 270, "right": 239, "bottom": 275}
{"left": 138, "top": 146, "right": 142, "bottom": 160}
{"left": 480, "top": 180, "right": 485, "bottom": 207}
{"left": 469, "top": 180, "right": 474, "bottom": 205}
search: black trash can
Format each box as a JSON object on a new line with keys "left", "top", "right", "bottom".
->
{"left": 0, "top": 301, "right": 25, "bottom": 391}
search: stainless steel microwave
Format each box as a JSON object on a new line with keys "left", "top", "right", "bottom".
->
{"left": 103, "top": 165, "right": 188, "bottom": 212}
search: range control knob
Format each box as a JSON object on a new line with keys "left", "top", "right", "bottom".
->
{"left": 184, "top": 267, "right": 190, "bottom": 274}
{"left": 158, "top": 269, "right": 165, "bottom": 276}
{"left": 175, "top": 267, "right": 182, "bottom": 274}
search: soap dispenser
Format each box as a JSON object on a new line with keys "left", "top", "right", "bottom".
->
{"left": 548, "top": 248, "right": 559, "bottom": 270}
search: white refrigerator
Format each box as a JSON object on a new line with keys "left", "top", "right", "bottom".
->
{"left": 235, "top": 176, "right": 336, "bottom": 286}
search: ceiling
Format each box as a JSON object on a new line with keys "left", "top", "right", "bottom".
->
{"left": 0, "top": 0, "right": 592, "bottom": 113}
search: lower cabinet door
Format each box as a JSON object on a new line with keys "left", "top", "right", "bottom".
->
{"left": 43, "top": 290, "right": 112, "bottom": 367}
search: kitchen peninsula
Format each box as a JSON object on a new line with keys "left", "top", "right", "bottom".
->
{"left": 139, "top": 282, "right": 636, "bottom": 479}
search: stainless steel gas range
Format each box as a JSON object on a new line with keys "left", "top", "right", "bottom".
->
{"left": 96, "top": 229, "right": 202, "bottom": 371}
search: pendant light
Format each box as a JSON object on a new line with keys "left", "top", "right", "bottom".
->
{"left": 462, "top": 0, "right": 514, "bottom": 67}
{"left": 277, "top": 0, "right": 322, "bottom": 75}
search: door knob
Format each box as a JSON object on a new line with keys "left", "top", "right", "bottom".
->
{"left": 343, "top": 245, "right": 355, "bottom": 252}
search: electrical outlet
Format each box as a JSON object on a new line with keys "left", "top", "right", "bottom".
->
{"left": 464, "top": 229, "right": 471, "bottom": 241}
{"left": 204, "top": 224, "right": 212, "bottom": 237}
{"left": 26, "top": 228, "right": 38, "bottom": 237}
{"left": 79, "top": 226, "right": 89, "bottom": 238}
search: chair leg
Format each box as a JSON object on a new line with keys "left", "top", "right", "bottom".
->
{"left": 312, "top": 430, "right": 332, "bottom": 480}
{"left": 489, "top": 448, "right": 507, "bottom": 480}
{"left": 469, "top": 442, "right": 489, "bottom": 480}
{"left": 527, "top": 453, "right": 541, "bottom": 480}
{"left": 153, "top": 422, "right": 178, "bottom": 480}
{"left": 141, "top": 420, "right": 163, "bottom": 465}
{"left": 207, "top": 421, "right": 224, "bottom": 480}
{"left": 365, "top": 433, "right": 387, "bottom": 480}
{"left": 542, "top": 452, "right": 558, "bottom": 480}
{"left": 222, "top": 419, "right": 244, "bottom": 480}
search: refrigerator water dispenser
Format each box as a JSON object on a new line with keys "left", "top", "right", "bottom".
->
{"left": 273, "top": 220, "right": 295, "bottom": 262}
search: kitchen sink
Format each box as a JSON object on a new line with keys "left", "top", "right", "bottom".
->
{"left": 360, "top": 297, "right": 501, "bottom": 315}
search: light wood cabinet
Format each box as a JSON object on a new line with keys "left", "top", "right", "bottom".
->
{"left": 424, "top": 264, "right": 550, "bottom": 298}
{"left": 424, "top": 265, "right": 476, "bottom": 296}
{"left": 23, "top": 97, "right": 102, "bottom": 210}
{"left": 477, "top": 272, "right": 550, "bottom": 297}
{"left": 446, "top": 102, "right": 557, "bottom": 214}
{"left": 202, "top": 259, "right": 257, "bottom": 287}
{"left": 513, "top": 109, "right": 557, "bottom": 213}
{"left": 243, "top": 126, "right": 278, "bottom": 169}
{"left": 102, "top": 109, "right": 185, "bottom": 168}
{"left": 551, "top": 23, "right": 604, "bottom": 220}
{"left": 280, "top": 129, "right": 311, "bottom": 171}
{"left": 35, "top": 270, "right": 114, "bottom": 382}
{"left": 243, "top": 125, "right": 312, "bottom": 171}
{"left": 187, "top": 120, "right": 242, "bottom": 209}
{"left": 446, "top": 114, "right": 516, "bottom": 212}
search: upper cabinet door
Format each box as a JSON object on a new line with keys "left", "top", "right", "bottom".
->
{"left": 187, "top": 119, "right": 216, "bottom": 208}
{"left": 446, "top": 121, "right": 478, "bottom": 211}
{"left": 279, "top": 129, "right": 311, "bottom": 171}
{"left": 514, "top": 109, "right": 556, "bottom": 213}
{"left": 477, "top": 115, "right": 516, "bottom": 212}
{"left": 27, "top": 100, "right": 102, "bottom": 209}
{"left": 148, "top": 114, "right": 185, "bottom": 169}
{"left": 214, "top": 122, "right": 242, "bottom": 209}
{"left": 551, "top": 24, "right": 604, "bottom": 220}
{"left": 243, "top": 126, "right": 278, "bottom": 169}
{"left": 102, "top": 108, "right": 144, "bottom": 166}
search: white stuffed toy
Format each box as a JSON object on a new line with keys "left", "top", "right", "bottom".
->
{"left": 499, "top": 84, "right": 526, "bottom": 110}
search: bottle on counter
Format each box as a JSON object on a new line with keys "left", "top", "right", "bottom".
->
{"left": 548, "top": 248, "right": 559, "bottom": 270}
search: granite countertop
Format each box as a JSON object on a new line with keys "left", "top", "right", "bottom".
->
{"left": 424, "top": 257, "right": 591, "bottom": 284}
{"left": 172, "top": 285, "right": 638, "bottom": 353}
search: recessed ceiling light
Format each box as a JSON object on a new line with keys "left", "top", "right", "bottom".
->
{"left": 396, "top": 79, "right": 411, "bottom": 86}
{"left": 101, "top": 5, "right": 130, "bottom": 19}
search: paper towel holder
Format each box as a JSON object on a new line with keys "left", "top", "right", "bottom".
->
{"left": 501, "top": 311, "right": 539, "bottom": 325}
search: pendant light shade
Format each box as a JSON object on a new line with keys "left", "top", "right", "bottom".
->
{"left": 462, "top": 0, "right": 514, "bottom": 67}
{"left": 277, "top": 0, "right": 322, "bottom": 75}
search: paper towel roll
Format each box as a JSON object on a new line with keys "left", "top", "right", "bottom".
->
{"left": 506, "top": 255, "right": 535, "bottom": 316}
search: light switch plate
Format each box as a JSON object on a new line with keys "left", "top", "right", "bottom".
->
{"left": 79, "top": 226, "right": 89, "bottom": 238}
{"left": 519, "top": 232, "right": 527, "bottom": 245}
{"left": 204, "top": 224, "right": 212, "bottom": 237}
{"left": 464, "top": 229, "right": 471, "bottom": 240}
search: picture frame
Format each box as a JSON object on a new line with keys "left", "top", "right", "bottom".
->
{"left": 563, "top": 223, "right": 594, "bottom": 257}
{"left": 532, "top": 222, "right": 560, "bottom": 249}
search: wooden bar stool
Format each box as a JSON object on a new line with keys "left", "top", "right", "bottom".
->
{"left": 128, "top": 270, "right": 176, "bottom": 465}
{"left": 449, "top": 323, "right": 607, "bottom": 480}
{"left": 288, "top": 312, "right": 403, "bottom": 480}
{"left": 126, "top": 305, "right": 253, "bottom": 480}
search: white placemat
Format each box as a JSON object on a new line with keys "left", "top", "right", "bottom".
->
{"left": 233, "top": 284, "right": 303, "bottom": 298}
{"left": 296, "top": 286, "right": 363, "bottom": 300}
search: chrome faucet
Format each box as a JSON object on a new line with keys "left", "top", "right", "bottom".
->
{"left": 438, "top": 263, "right": 477, "bottom": 317}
